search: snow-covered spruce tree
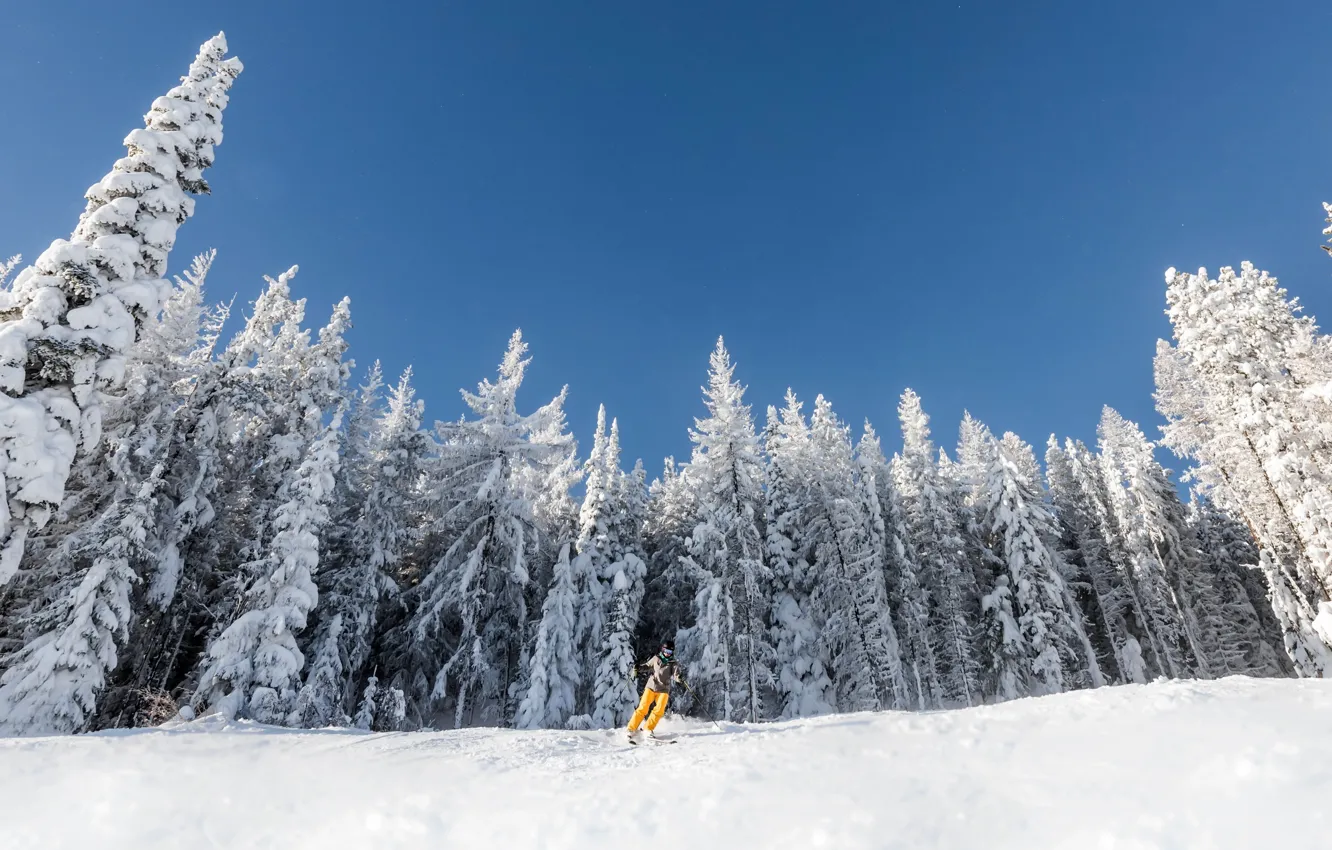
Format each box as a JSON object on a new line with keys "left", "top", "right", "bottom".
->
{"left": 1045, "top": 436, "right": 1144, "bottom": 684}
{"left": 189, "top": 281, "right": 352, "bottom": 722}
{"left": 211, "top": 273, "right": 350, "bottom": 602}
{"left": 1156, "top": 260, "right": 1332, "bottom": 675}
{"left": 1098, "top": 407, "right": 1214, "bottom": 679}
{"left": 515, "top": 544, "right": 580, "bottom": 729}
{"left": 977, "top": 431, "right": 1095, "bottom": 700}
{"left": 200, "top": 269, "right": 325, "bottom": 622}
{"left": 193, "top": 407, "right": 344, "bottom": 723}
{"left": 953, "top": 413, "right": 1002, "bottom": 579}
{"left": 505, "top": 385, "right": 581, "bottom": 722}
{"left": 638, "top": 457, "right": 698, "bottom": 659}
{"left": 286, "top": 363, "right": 387, "bottom": 729}
{"left": 0, "top": 253, "right": 231, "bottom": 734}
{"left": 1186, "top": 493, "right": 1291, "bottom": 677}
{"left": 113, "top": 291, "right": 235, "bottom": 721}
{"left": 891, "top": 390, "right": 980, "bottom": 707}
{"left": 0, "top": 35, "right": 241, "bottom": 586}
{"left": 404, "top": 331, "right": 571, "bottom": 728}
{"left": 589, "top": 444, "right": 648, "bottom": 728}
{"left": 0, "top": 466, "right": 166, "bottom": 735}
{"left": 858, "top": 423, "right": 940, "bottom": 710}
{"left": 566, "top": 405, "right": 612, "bottom": 723}
{"left": 515, "top": 386, "right": 581, "bottom": 597}
{"left": 764, "top": 393, "right": 835, "bottom": 719}
{"left": 1158, "top": 334, "right": 1327, "bottom": 676}
{"left": 1065, "top": 437, "right": 1159, "bottom": 682}
{"left": 527, "top": 406, "right": 643, "bottom": 730}
{"left": 805, "top": 396, "right": 905, "bottom": 712}
{"left": 677, "top": 338, "right": 774, "bottom": 723}
{"left": 289, "top": 367, "right": 429, "bottom": 727}
{"left": 85, "top": 271, "right": 235, "bottom": 731}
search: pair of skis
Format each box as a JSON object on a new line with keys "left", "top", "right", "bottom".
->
{"left": 627, "top": 732, "right": 677, "bottom": 746}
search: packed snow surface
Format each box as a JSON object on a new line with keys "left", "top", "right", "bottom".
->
{"left": 4, "top": 677, "right": 1330, "bottom": 849}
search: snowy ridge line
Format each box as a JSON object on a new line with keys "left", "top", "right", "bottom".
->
{"left": 3, "top": 678, "right": 1331, "bottom": 849}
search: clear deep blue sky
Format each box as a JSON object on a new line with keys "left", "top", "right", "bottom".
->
{"left": 3, "top": 2, "right": 1330, "bottom": 474}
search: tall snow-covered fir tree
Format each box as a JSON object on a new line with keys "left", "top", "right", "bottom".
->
{"left": 858, "top": 423, "right": 939, "bottom": 710}
{"left": 804, "top": 396, "right": 905, "bottom": 712}
{"left": 0, "top": 35, "right": 242, "bottom": 587}
{"left": 193, "top": 407, "right": 344, "bottom": 723}
{"left": 678, "top": 338, "right": 774, "bottom": 723}
{"left": 289, "top": 366, "right": 428, "bottom": 728}
{"left": 0, "top": 253, "right": 229, "bottom": 734}
{"left": 1156, "top": 259, "right": 1332, "bottom": 676}
{"left": 891, "top": 390, "right": 980, "bottom": 707}
{"left": 589, "top": 440, "right": 647, "bottom": 728}
{"left": 1045, "top": 436, "right": 1146, "bottom": 685}
{"left": 976, "top": 430, "right": 1094, "bottom": 700}
{"left": 190, "top": 271, "right": 352, "bottom": 721}
{"left": 764, "top": 392, "right": 835, "bottom": 718}
{"left": 1098, "top": 408, "right": 1212, "bottom": 680}
{"left": 568, "top": 405, "right": 613, "bottom": 722}
{"left": 523, "top": 406, "right": 646, "bottom": 729}
{"left": 403, "top": 331, "right": 571, "bottom": 728}
{"left": 515, "top": 544, "right": 579, "bottom": 730}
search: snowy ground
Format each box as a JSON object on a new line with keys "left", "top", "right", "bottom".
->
{"left": 3, "top": 678, "right": 1330, "bottom": 850}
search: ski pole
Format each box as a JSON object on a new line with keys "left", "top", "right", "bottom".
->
{"left": 680, "top": 680, "right": 722, "bottom": 731}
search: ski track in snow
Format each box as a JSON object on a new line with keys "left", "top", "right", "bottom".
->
{"left": 3, "top": 677, "right": 1331, "bottom": 849}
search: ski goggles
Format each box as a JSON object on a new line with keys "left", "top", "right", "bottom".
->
{"left": 659, "top": 648, "right": 674, "bottom": 659}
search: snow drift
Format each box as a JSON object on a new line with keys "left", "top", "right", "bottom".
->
{"left": 3, "top": 677, "right": 1328, "bottom": 849}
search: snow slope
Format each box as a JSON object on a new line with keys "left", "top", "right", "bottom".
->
{"left": 3, "top": 678, "right": 1330, "bottom": 849}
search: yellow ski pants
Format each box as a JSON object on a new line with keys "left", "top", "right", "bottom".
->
{"left": 628, "top": 688, "right": 669, "bottom": 732}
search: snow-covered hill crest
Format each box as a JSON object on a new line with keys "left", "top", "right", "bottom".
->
{"left": 3, "top": 677, "right": 1329, "bottom": 849}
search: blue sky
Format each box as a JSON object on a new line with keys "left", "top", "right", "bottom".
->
{"left": 3, "top": 2, "right": 1330, "bottom": 474}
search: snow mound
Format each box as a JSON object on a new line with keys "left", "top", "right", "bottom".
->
{"left": 3, "top": 677, "right": 1330, "bottom": 849}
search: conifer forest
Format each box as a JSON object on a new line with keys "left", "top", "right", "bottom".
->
{"left": 6, "top": 32, "right": 1332, "bottom": 738}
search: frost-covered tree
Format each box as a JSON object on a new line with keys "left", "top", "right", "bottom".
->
{"left": 953, "top": 413, "right": 1001, "bottom": 577}
{"left": 590, "top": 445, "right": 647, "bottom": 728}
{"left": 678, "top": 338, "right": 773, "bottom": 722}
{"left": 1156, "top": 260, "right": 1332, "bottom": 675}
{"left": 566, "top": 405, "right": 613, "bottom": 721}
{"left": 977, "top": 431, "right": 1091, "bottom": 700}
{"left": 891, "top": 390, "right": 979, "bottom": 707}
{"left": 515, "top": 544, "right": 580, "bottom": 729}
{"left": 1099, "top": 408, "right": 1212, "bottom": 679}
{"left": 404, "top": 331, "right": 570, "bottom": 727}
{"left": 0, "top": 35, "right": 242, "bottom": 584}
{"left": 0, "top": 253, "right": 229, "bottom": 734}
{"left": 859, "top": 423, "right": 939, "bottom": 710}
{"left": 516, "top": 388, "right": 582, "bottom": 594}
{"left": 202, "top": 272, "right": 351, "bottom": 658}
{"left": 1186, "top": 493, "right": 1291, "bottom": 677}
{"left": 189, "top": 274, "right": 352, "bottom": 722}
{"left": 804, "top": 396, "right": 905, "bottom": 711}
{"left": 764, "top": 393, "right": 834, "bottom": 718}
{"left": 290, "top": 367, "right": 428, "bottom": 727}
{"left": 1045, "top": 437, "right": 1145, "bottom": 684}
{"left": 193, "top": 407, "right": 343, "bottom": 722}
{"left": 0, "top": 467, "right": 165, "bottom": 735}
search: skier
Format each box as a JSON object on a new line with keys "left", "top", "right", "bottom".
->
{"left": 627, "top": 639, "right": 686, "bottom": 742}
